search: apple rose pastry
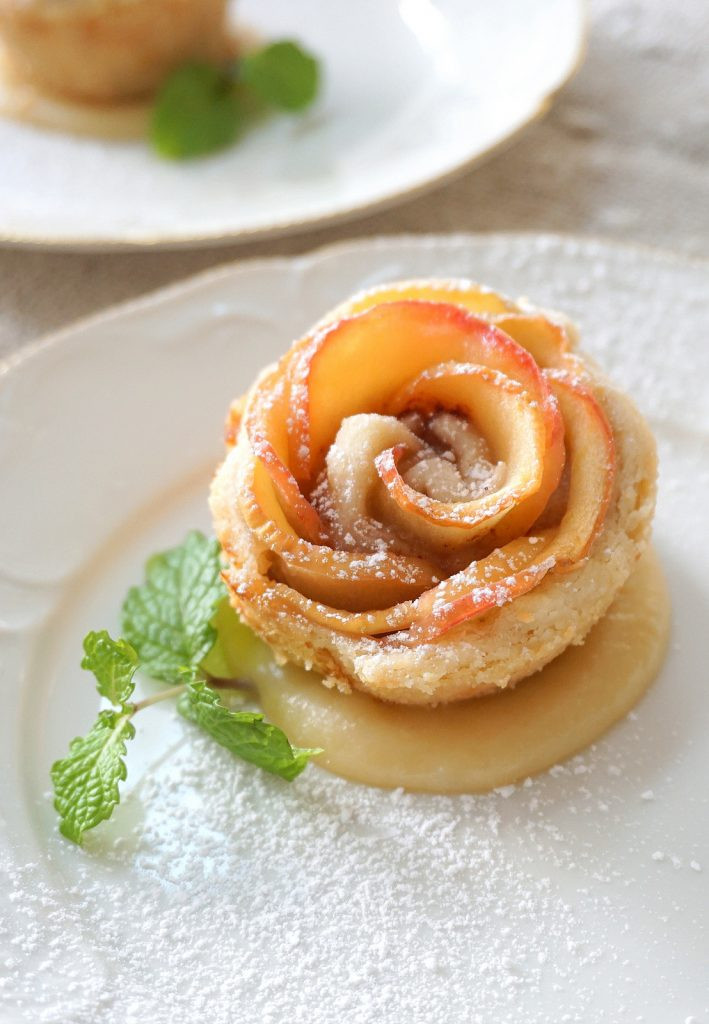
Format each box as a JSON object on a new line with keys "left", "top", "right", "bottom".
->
{"left": 211, "top": 281, "right": 657, "bottom": 705}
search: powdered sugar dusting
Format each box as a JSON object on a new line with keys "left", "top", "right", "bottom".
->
{"left": 2, "top": 723, "right": 707, "bottom": 1024}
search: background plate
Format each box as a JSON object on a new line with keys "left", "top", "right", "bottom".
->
{"left": 0, "top": 234, "right": 707, "bottom": 1023}
{"left": 0, "top": 0, "right": 584, "bottom": 250}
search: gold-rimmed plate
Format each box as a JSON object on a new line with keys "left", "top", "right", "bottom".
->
{"left": 0, "top": 0, "right": 585, "bottom": 251}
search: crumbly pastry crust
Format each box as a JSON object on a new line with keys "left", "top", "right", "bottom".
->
{"left": 211, "top": 281, "right": 657, "bottom": 706}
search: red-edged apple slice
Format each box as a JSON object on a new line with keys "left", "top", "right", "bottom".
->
{"left": 287, "top": 300, "right": 562, "bottom": 487}
{"left": 544, "top": 371, "right": 615, "bottom": 564}
{"left": 224, "top": 394, "right": 247, "bottom": 448}
{"left": 269, "top": 549, "right": 438, "bottom": 612}
{"left": 397, "top": 535, "right": 551, "bottom": 643}
{"left": 231, "top": 571, "right": 420, "bottom": 638}
{"left": 239, "top": 455, "right": 439, "bottom": 613}
{"left": 491, "top": 313, "right": 572, "bottom": 370}
{"left": 398, "top": 375, "right": 615, "bottom": 643}
{"left": 375, "top": 362, "right": 548, "bottom": 549}
{"left": 325, "top": 279, "right": 514, "bottom": 322}
{"left": 331, "top": 282, "right": 574, "bottom": 373}
{"left": 243, "top": 364, "right": 324, "bottom": 544}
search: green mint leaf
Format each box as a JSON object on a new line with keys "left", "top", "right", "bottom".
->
{"left": 81, "top": 630, "right": 138, "bottom": 705}
{"left": 122, "top": 531, "right": 226, "bottom": 684}
{"left": 178, "top": 681, "right": 320, "bottom": 781}
{"left": 151, "top": 61, "right": 241, "bottom": 159}
{"left": 241, "top": 40, "right": 320, "bottom": 112}
{"left": 51, "top": 710, "right": 135, "bottom": 844}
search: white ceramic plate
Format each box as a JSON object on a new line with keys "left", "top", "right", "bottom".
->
{"left": 0, "top": 0, "right": 585, "bottom": 250}
{"left": 1, "top": 234, "right": 707, "bottom": 1023}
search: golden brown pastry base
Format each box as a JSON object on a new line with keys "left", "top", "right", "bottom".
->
{"left": 252, "top": 548, "right": 669, "bottom": 793}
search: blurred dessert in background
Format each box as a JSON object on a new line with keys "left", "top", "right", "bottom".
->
{"left": 0, "top": 0, "right": 231, "bottom": 103}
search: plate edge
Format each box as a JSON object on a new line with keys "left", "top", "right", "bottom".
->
{"left": 0, "top": 1, "right": 589, "bottom": 252}
{"left": 2, "top": 229, "right": 707, "bottom": 381}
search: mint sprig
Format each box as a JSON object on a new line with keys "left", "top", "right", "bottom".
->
{"left": 151, "top": 62, "right": 242, "bottom": 159}
{"left": 179, "top": 681, "right": 320, "bottom": 781}
{"left": 241, "top": 41, "right": 319, "bottom": 112}
{"left": 52, "top": 711, "right": 135, "bottom": 844}
{"left": 52, "top": 629, "right": 139, "bottom": 841}
{"left": 150, "top": 39, "right": 320, "bottom": 159}
{"left": 81, "top": 630, "right": 138, "bottom": 705}
{"left": 51, "top": 532, "right": 320, "bottom": 844}
{"left": 122, "top": 530, "right": 224, "bottom": 684}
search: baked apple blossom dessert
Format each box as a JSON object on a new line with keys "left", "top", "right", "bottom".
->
{"left": 211, "top": 280, "right": 661, "bottom": 719}
{"left": 48, "top": 279, "right": 671, "bottom": 844}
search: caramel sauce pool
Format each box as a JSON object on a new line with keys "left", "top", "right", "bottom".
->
{"left": 243, "top": 549, "right": 670, "bottom": 793}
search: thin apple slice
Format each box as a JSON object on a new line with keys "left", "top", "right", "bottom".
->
{"left": 230, "top": 570, "right": 419, "bottom": 637}
{"left": 399, "top": 375, "right": 615, "bottom": 643}
{"left": 328, "top": 279, "right": 514, "bottom": 320}
{"left": 399, "top": 535, "right": 552, "bottom": 642}
{"left": 324, "top": 412, "right": 422, "bottom": 551}
{"left": 244, "top": 364, "right": 324, "bottom": 544}
{"left": 239, "top": 454, "right": 439, "bottom": 613}
{"left": 224, "top": 394, "right": 247, "bottom": 448}
{"left": 375, "top": 362, "right": 548, "bottom": 548}
{"left": 329, "top": 281, "right": 573, "bottom": 372}
{"left": 491, "top": 313, "right": 571, "bottom": 369}
{"left": 269, "top": 549, "right": 438, "bottom": 612}
{"left": 287, "top": 300, "right": 562, "bottom": 486}
{"left": 544, "top": 371, "right": 615, "bottom": 564}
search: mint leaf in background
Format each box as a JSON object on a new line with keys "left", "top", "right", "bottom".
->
{"left": 178, "top": 681, "right": 321, "bottom": 781}
{"left": 122, "top": 531, "right": 226, "bottom": 684}
{"left": 241, "top": 41, "right": 320, "bottom": 112}
{"left": 51, "top": 711, "right": 135, "bottom": 844}
{"left": 81, "top": 630, "right": 138, "bottom": 705}
{"left": 151, "top": 62, "right": 241, "bottom": 159}
{"left": 150, "top": 40, "right": 320, "bottom": 160}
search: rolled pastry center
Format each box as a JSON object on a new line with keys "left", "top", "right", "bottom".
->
{"left": 401, "top": 410, "right": 506, "bottom": 501}
{"left": 313, "top": 410, "right": 507, "bottom": 558}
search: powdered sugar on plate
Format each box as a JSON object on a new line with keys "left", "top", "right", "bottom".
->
{"left": 2, "top": 727, "right": 707, "bottom": 1024}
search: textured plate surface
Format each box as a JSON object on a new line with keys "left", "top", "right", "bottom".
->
{"left": 0, "top": 0, "right": 584, "bottom": 249}
{"left": 0, "top": 234, "right": 707, "bottom": 1023}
